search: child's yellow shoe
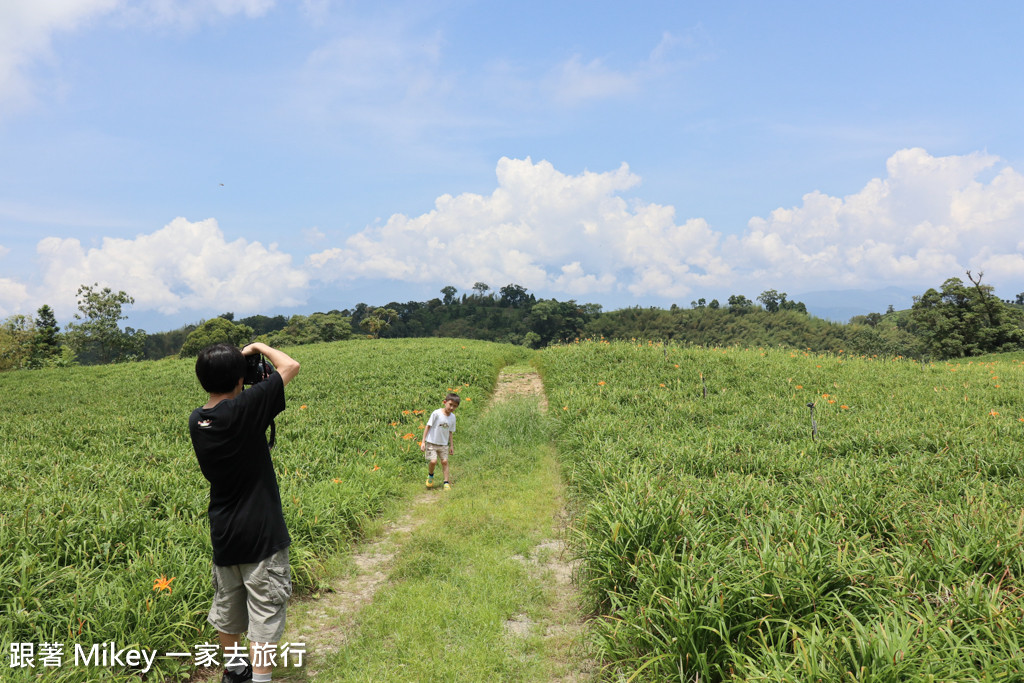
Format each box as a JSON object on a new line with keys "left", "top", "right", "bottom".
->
{"left": 426, "top": 476, "right": 434, "bottom": 489}
{"left": 443, "top": 482, "right": 451, "bottom": 491}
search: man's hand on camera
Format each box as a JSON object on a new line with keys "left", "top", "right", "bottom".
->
{"left": 243, "top": 343, "right": 300, "bottom": 386}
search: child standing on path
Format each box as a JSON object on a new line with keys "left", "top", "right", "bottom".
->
{"left": 421, "top": 393, "right": 459, "bottom": 490}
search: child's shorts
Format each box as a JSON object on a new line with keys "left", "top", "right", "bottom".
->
{"left": 208, "top": 547, "right": 291, "bottom": 643}
{"left": 423, "top": 443, "right": 448, "bottom": 464}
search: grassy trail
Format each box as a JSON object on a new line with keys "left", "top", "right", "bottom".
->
{"left": 275, "top": 366, "right": 594, "bottom": 682}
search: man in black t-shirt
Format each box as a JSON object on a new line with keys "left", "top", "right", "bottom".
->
{"left": 189, "top": 342, "right": 300, "bottom": 683}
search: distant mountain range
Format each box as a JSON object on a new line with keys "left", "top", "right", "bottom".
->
{"left": 794, "top": 286, "right": 918, "bottom": 322}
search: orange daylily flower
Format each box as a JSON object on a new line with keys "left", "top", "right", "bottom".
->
{"left": 990, "top": 410, "right": 999, "bottom": 417}
{"left": 840, "top": 405, "right": 849, "bottom": 410}
{"left": 300, "top": 405, "right": 308, "bottom": 410}
{"left": 597, "top": 381, "right": 606, "bottom": 386}
{"left": 373, "top": 464, "right": 380, "bottom": 471}
{"left": 402, "top": 410, "right": 411, "bottom": 415}
{"left": 402, "top": 433, "right": 415, "bottom": 440}
{"left": 153, "top": 575, "right": 175, "bottom": 594}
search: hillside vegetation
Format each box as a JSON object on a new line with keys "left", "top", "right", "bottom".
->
{"left": 540, "top": 340, "right": 1024, "bottom": 681}
{"left": 0, "top": 338, "right": 529, "bottom": 682}
{"left": 4, "top": 337, "right": 1024, "bottom": 680}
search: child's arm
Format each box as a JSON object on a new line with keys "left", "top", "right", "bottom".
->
{"left": 420, "top": 423, "right": 430, "bottom": 451}
{"left": 448, "top": 433, "right": 454, "bottom": 455}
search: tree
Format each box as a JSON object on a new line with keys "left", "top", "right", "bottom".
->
{"left": 525, "top": 299, "right": 595, "bottom": 347}
{"left": 29, "top": 304, "right": 61, "bottom": 367}
{"left": 471, "top": 282, "right": 491, "bottom": 299}
{"left": 779, "top": 298, "right": 808, "bottom": 314}
{"left": 441, "top": 286, "right": 458, "bottom": 306}
{"left": 64, "top": 283, "right": 145, "bottom": 364}
{"left": 1016, "top": 292, "right": 1024, "bottom": 306}
{"left": 260, "top": 312, "right": 352, "bottom": 346}
{"left": 237, "top": 314, "right": 288, "bottom": 336}
{"left": 0, "top": 315, "right": 34, "bottom": 371}
{"left": 180, "top": 318, "right": 255, "bottom": 357}
{"left": 850, "top": 312, "right": 883, "bottom": 327}
{"left": 499, "top": 284, "right": 532, "bottom": 308}
{"left": 757, "top": 289, "right": 784, "bottom": 313}
{"left": 360, "top": 307, "right": 398, "bottom": 338}
{"left": 727, "top": 294, "right": 754, "bottom": 314}
{"left": 909, "top": 274, "right": 1024, "bottom": 358}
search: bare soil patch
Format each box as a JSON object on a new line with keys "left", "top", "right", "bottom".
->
{"left": 492, "top": 368, "right": 549, "bottom": 410}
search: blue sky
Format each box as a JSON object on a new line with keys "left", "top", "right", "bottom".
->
{"left": 2, "top": 1, "right": 1023, "bottom": 331}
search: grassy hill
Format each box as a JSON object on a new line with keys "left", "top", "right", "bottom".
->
{"left": 4, "top": 338, "right": 1023, "bottom": 681}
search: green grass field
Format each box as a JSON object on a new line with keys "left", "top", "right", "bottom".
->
{"left": 0, "top": 338, "right": 529, "bottom": 681}
{"left": 540, "top": 341, "right": 1024, "bottom": 681}
{"left": 3, "top": 338, "right": 1023, "bottom": 681}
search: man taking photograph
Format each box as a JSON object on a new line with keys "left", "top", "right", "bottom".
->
{"left": 189, "top": 342, "right": 300, "bottom": 683}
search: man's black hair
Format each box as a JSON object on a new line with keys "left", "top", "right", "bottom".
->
{"left": 196, "top": 343, "right": 247, "bottom": 394}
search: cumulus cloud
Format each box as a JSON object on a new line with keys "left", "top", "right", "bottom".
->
{"left": 729, "top": 148, "right": 1024, "bottom": 291}
{"left": 308, "top": 156, "right": 731, "bottom": 298}
{"left": 308, "top": 150, "right": 1024, "bottom": 303}
{"left": 36, "top": 217, "right": 309, "bottom": 316}
{"left": 6, "top": 149, "right": 1023, "bottom": 319}
{"left": 0, "top": 278, "right": 32, "bottom": 318}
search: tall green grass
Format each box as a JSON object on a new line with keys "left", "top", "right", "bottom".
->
{"left": 540, "top": 342, "right": 1024, "bottom": 681}
{"left": 0, "top": 338, "right": 529, "bottom": 681}
{"left": 306, "top": 396, "right": 569, "bottom": 682}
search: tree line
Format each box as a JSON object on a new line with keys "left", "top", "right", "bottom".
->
{"left": 2, "top": 274, "right": 1023, "bottom": 372}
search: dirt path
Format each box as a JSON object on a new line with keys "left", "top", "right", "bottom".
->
{"left": 274, "top": 366, "right": 589, "bottom": 680}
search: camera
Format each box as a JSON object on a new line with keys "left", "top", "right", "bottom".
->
{"left": 244, "top": 353, "right": 274, "bottom": 385}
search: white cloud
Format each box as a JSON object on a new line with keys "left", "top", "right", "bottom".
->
{"left": 308, "top": 156, "right": 731, "bottom": 298}
{"left": 545, "top": 54, "right": 639, "bottom": 106}
{"left": 7, "top": 149, "right": 1024, "bottom": 319}
{"left": 36, "top": 217, "right": 309, "bottom": 317}
{"left": 729, "top": 148, "right": 1024, "bottom": 291}
{"left": 119, "top": 0, "right": 275, "bottom": 28}
{"left": 309, "top": 149, "right": 1024, "bottom": 303}
{"left": 0, "top": 278, "right": 32, "bottom": 318}
{"left": 0, "top": 0, "right": 120, "bottom": 109}
{"left": 302, "top": 226, "right": 326, "bottom": 244}
{"left": 0, "top": 0, "right": 274, "bottom": 111}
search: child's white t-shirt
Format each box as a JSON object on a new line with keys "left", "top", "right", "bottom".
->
{"left": 425, "top": 408, "right": 456, "bottom": 446}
